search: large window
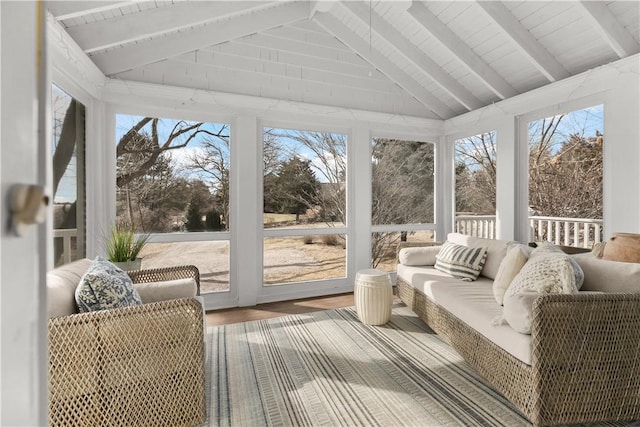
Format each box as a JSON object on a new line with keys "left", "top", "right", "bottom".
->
{"left": 114, "top": 114, "right": 231, "bottom": 293}
{"left": 455, "top": 131, "right": 497, "bottom": 239}
{"left": 52, "top": 84, "right": 86, "bottom": 266}
{"left": 262, "top": 127, "right": 347, "bottom": 285}
{"left": 371, "top": 137, "right": 435, "bottom": 271}
{"left": 527, "top": 105, "right": 603, "bottom": 247}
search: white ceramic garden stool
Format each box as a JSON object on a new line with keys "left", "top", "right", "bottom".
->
{"left": 355, "top": 269, "right": 393, "bottom": 325}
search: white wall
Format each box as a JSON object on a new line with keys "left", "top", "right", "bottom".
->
{"left": 444, "top": 55, "right": 640, "bottom": 242}
{"left": 0, "top": 2, "right": 47, "bottom": 425}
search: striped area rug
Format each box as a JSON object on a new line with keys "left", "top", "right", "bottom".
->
{"left": 202, "top": 303, "right": 626, "bottom": 427}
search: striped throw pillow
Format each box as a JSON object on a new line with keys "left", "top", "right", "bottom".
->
{"left": 434, "top": 241, "right": 488, "bottom": 281}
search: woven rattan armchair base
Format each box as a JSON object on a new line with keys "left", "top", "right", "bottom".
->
{"left": 395, "top": 243, "right": 640, "bottom": 426}
{"left": 48, "top": 265, "right": 206, "bottom": 427}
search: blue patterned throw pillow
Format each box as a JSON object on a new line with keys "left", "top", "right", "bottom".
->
{"left": 435, "top": 241, "right": 488, "bottom": 281}
{"left": 76, "top": 257, "right": 142, "bottom": 312}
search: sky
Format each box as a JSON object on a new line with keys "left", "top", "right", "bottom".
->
{"left": 455, "top": 103, "right": 604, "bottom": 164}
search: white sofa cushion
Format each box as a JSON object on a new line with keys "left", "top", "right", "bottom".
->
{"left": 134, "top": 278, "right": 197, "bottom": 303}
{"left": 572, "top": 253, "right": 640, "bottom": 293}
{"left": 396, "top": 265, "right": 532, "bottom": 365}
{"left": 47, "top": 258, "right": 93, "bottom": 318}
{"left": 493, "top": 244, "right": 529, "bottom": 305}
{"left": 397, "top": 264, "right": 471, "bottom": 289}
{"left": 502, "top": 291, "right": 540, "bottom": 334}
{"left": 446, "top": 233, "right": 511, "bottom": 280}
{"left": 435, "top": 241, "right": 487, "bottom": 281}
{"left": 398, "top": 246, "right": 441, "bottom": 266}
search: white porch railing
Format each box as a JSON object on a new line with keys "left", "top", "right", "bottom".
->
{"left": 53, "top": 228, "right": 77, "bottom": 264}
{"left": 455, "top": 215, "right": 497, "bottom": 239}
{"left": 529, "top": 216, "right": 603, "bottom": 248}
{"left": 455, "top": 215, "right": 603, "bottom": 248}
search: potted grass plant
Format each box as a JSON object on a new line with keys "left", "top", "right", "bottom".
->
{"left": 105, "top": 224, "right": 150, "bottom": 271}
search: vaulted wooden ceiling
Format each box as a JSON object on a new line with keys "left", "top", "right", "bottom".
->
{"left": 47, "top": 1, "right": 640, "bottom": 120}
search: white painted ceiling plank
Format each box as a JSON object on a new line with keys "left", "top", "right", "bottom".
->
{"left": 476, "top": 1, "right": 569, "bottom": 82}
{"left": 91, "top": 2, "right": 310, "bottom": 76}
{"left": 407, "top": 1, "right": 517, "bottom": 99}
{"left": 204, "top": 42, "right": 388, "bottom": 81}
{"left": 313, "top": 11, "right": 455, "bottom": 119}
{"left": 172, "top": 51, "right": 402, "bottom": 94}
{"left": 120, "top": 62, "right": 431, "bottom": 117}
{"left": 578, "top": 1, "right": 640, "bottom": 58}
{"left": 233, "top": 34, "right": 367, "bottom": 67}
{"left": 67, "top": 1, "right": 271, "bottom": 53}
{"left": 342, "top": 1, "right": 482, "bottom": 111}
{"left": 264, "top": 25, "right": 351, "bottom": 51}
{"left": 47, "top": 1, "right": 132, "bottom": 21}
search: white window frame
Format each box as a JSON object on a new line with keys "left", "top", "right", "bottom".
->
{"left": 516, "top": 94, "right": 606, "bottom": 243}
{"left": 106, "top": 103, "right": 238, "bottom": 309}
{"left": 258, "top": 119, "right": 354, "bottom": 303}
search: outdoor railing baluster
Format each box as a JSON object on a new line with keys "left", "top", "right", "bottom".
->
{"left": 455, "top": 215, "right": 603, "bottom": 248}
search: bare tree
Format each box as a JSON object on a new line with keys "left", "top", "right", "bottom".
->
{"left": 186, "top": 132, "right": 230, "bottom": 229}
{"left": 116, "top": 118, "right": 226, "bottom": 188}
{"left": 455, "top": 132, "right": 497, "bottom": 214}
{"left": 283, "top": 131, "right": 347, "bottom": 223}
{"left": 371, "top": 139, "right": 435, "bottom": 267}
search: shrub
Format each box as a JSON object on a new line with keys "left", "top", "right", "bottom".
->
{"left": 206, "top": 210, "right": 223, "bottom": 231}
{"left": 185, "top": 200, "right": 203, "bottom": 231}
{"left": 322, "top": 234, "right": 339, "bottom": 246}
{"left": 105, "top": 224, "right": 150, "bottom": 262}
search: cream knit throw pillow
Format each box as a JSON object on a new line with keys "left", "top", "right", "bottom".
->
{"left": 506, "top": 252, "right": 578, "bottom": 297}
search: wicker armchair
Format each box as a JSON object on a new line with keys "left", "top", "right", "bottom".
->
{"left": 48, "top": 264, "right": 206, "bottom": 427}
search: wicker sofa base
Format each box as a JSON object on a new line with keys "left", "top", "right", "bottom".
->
{"left": 396, "top": 277, "right": 640, "bottom": 426}
{"left": 396, "top": 278, "right": 535, "bottom": 420}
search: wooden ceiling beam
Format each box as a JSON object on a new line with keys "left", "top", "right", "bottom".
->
{"left": 92, "top": 2, "right": 310, "bottom": 76}
{"left": 313, "top": 11, "right": 455, "bottom": 119}
{"left": 342, "top": 1, "right": 483, "bottom": 111}
{"left": 407, "top": 1, "right": 517, "bottom": 99}
{"left": 578, "top": 1, "right": 640, "bottom": 58}
{"left": 47, "top": 1, "right": 130, "bottom": 21}
{"left": 476, "top": 1, "right": 569, "bottom": 82}
{"left": 67, "top": 1, "right": 271, "bottom": 53}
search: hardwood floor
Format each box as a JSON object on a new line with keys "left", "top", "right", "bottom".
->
{"left": 205, "top": 293, "right": 355, "bottom": 327}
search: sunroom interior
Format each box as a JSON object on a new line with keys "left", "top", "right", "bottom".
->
{"left": 1, "top": 0, "right": 639, "bottom": 424}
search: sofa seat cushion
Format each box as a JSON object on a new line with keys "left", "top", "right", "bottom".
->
{"left": 397, "top": 264, "right": 463, "bottom": 288}
{"left": 47, "top": 258, "right": 93, "bottom": 318}
{"left": 397, "top": 265, "right": 532, "bottom": 365}
{"left": 134, "top": 278, "right": 198, "bottom": 303}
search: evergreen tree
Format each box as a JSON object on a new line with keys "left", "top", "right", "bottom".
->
{"left": 273, "top": 157, "right": 320, "bottom": 222}
{"left": 185, "top": 196, "right": 204, "bottom": 231}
